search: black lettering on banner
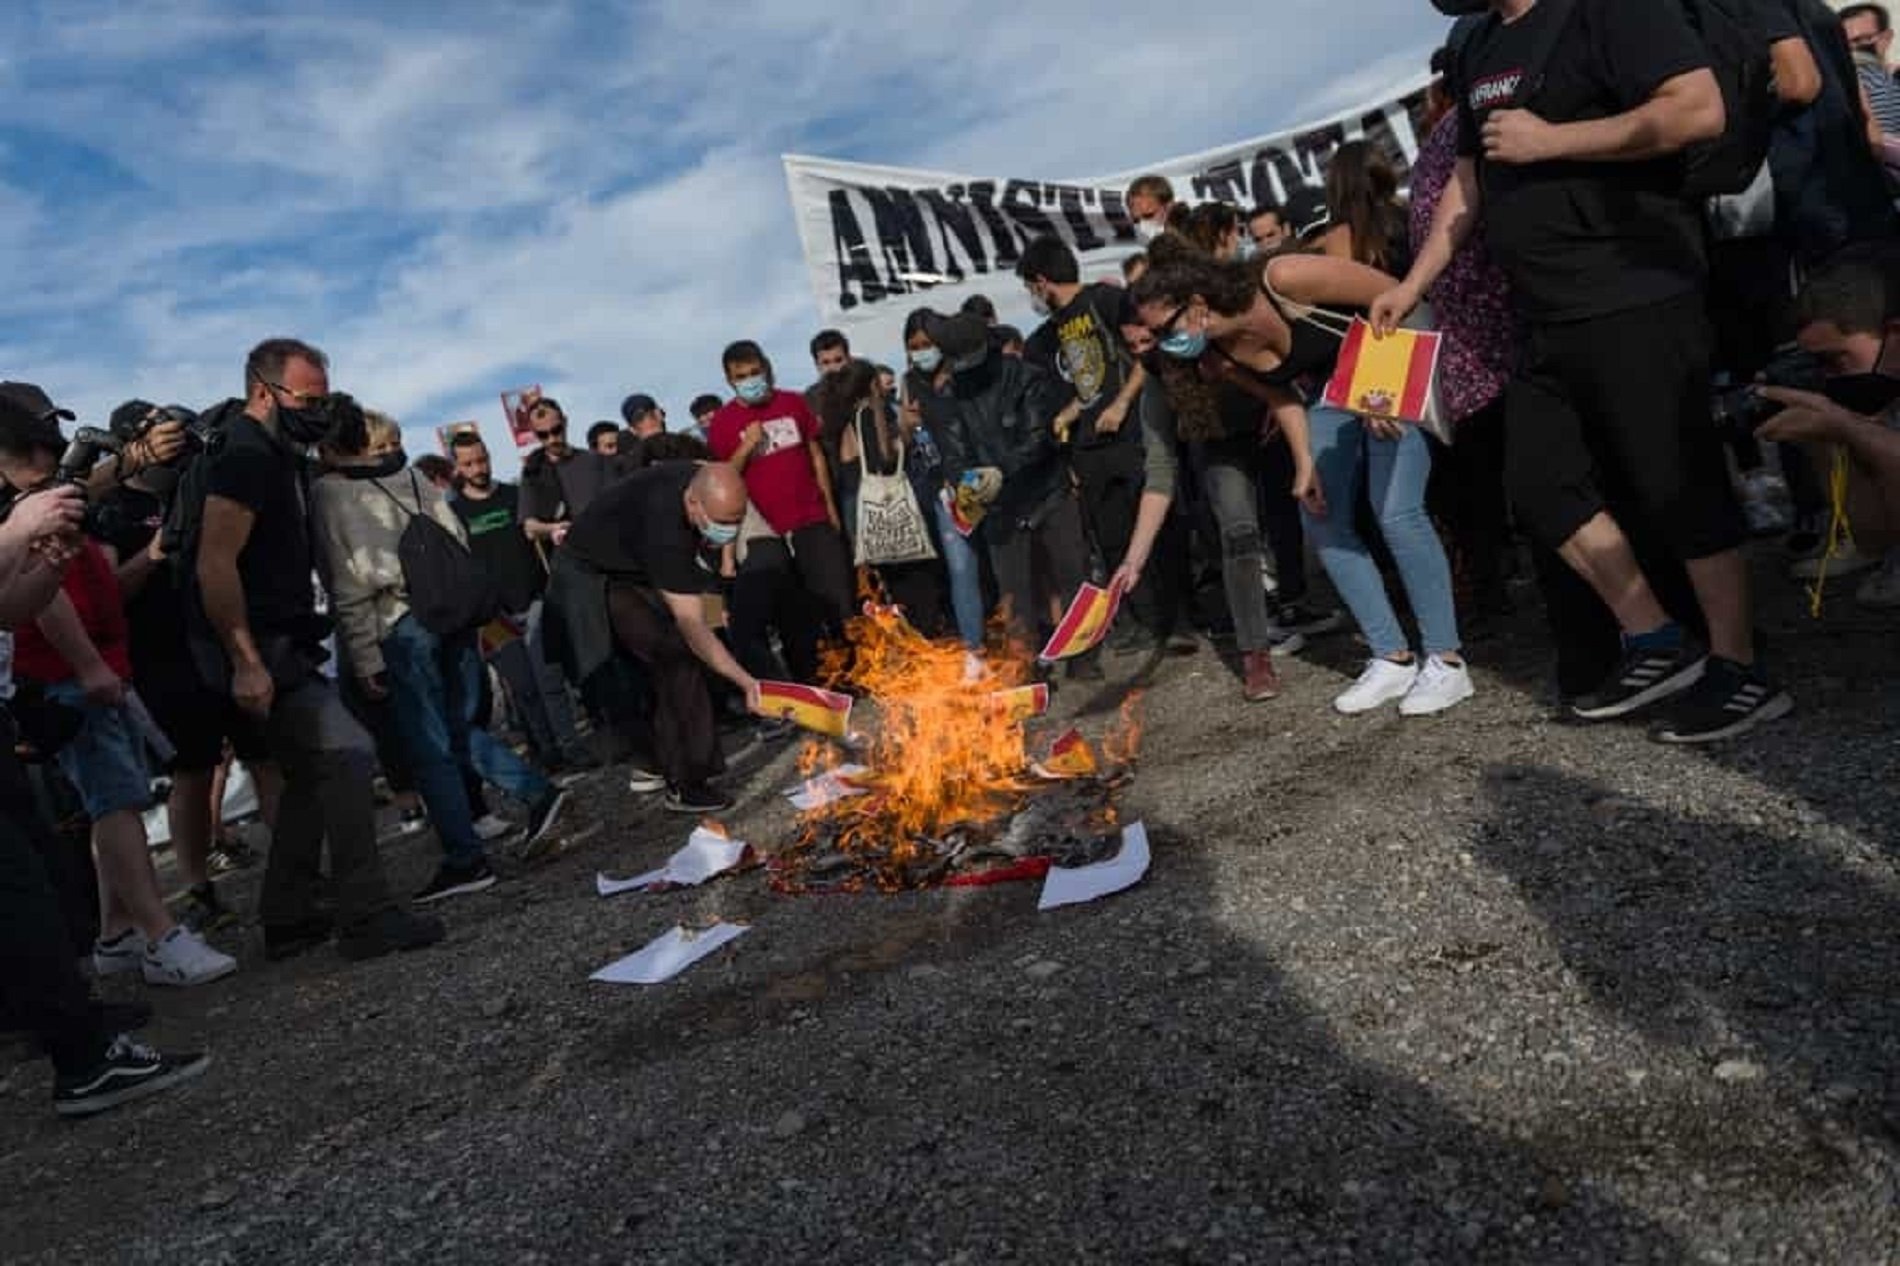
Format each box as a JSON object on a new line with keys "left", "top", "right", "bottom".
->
{"left": 965, "top": 181, "right": 1023, "bottom": 271}
{"left": 1056, "top": 186, "right": 1106, "bottom": 252}
{"left": 860, "top": 186, "right": 940, "bottom": 292}
{"left": 1189, "top": 159, "right": 1251, "bottom": 207}
{"left": 1100, "top": 190, "right": 1137, "bottom": 242}
{"left": 917, "top": 188, "right": 991, "bottom": 283}
{"left": 828, "top": 189, "right": 888, "bottom": 311}
{"left": 1000, "top": 179, "right": 1062, "bottom": 247}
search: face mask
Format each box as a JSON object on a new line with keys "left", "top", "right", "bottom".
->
{"left": 909, "top": 346, "right": 943, "bottom": 373}
{"left": 1159, "top": 329, "right": 1208, "bottom": 360}
{"left": 699, "top": 518, "right": 740, "bottom": 547}
{"left": 1135, "top": 220, "right": 1164, "bottom": 244}
{"left": 277, "top": 401, "right": 335, "bottom": 445}
{"left": 735, "top": 376, "right": 771, "bottom": 405}
{"left": 1824, "top": 372, "right": 1900, "bottom": 416}
{"left": 1431, "top": 0, "right": 1490, "bottom": 13}
{"left": 1029, "top": 288, "right": 1052, "bottom": 318}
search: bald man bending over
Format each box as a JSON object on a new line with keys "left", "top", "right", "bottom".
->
{"left": 559, "top": 462, "right": 761, "bottom": 814}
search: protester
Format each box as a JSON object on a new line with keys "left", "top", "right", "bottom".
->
{"left": 619, "top": 394, "right": 666, "bottom": 468}
{"left": 1247, "top": 203, "right": 1289, "bottom": 254}
{"left": 0, "top": 476, "right": 209, "bottom": 1117}
{"left": 689, "top": 394, "right": 722, "bottom": 444}
{"left": 414, "top": 453, "right": 457, "bottom": 492}
{"left": 810, "top": 329, "right": 854, "bottom": 380}
{"left": 1137, "top": 234, "right": 1471, "bottom": 717}
{"left": 0, "top": 389, "right": 239, "bottom": 986}
{"left": 586, "top": 422, "right": 621, "bottom": 458}
{"left": 961, "top": 294, "right": 999, "bottom": 326}
{"left": 1840, "top": 3, "right": 1900, "bottom": 140}
{"left": 1182, "top": 202, "right": 1247, "bottom": 261}
{"left": 194, "top": 338, "right": 444, "bottom": 960}
{"left": 1379, "top": 0, "right": 1790, "bottom": 743}
{"left": 904, "top": 309, "right": 989, "bottom": 655}
{"left": 559, "top": 463, "right": 762, "bottom": 813}
{"left": 1320, "top": 140, "right": 1412, "bottom": 276}
{"left": 1124, "top": 174, "right": 1179, "bottom": 243}
{"left": 1122, "top": 253, "right": 1150, "bottom": 285}
{"left": 519, "top": 396, "right": 626, "bottom": 545}
{"left": 448, "top": 432, "right": 591, "bottom": 771}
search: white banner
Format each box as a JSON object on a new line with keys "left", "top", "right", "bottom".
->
{"left": 783, "top": 74, "right": 1433, "bottom": 328}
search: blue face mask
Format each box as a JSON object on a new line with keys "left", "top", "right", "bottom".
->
{"left": 734, "top": 375, "right": 771, "bottom": 405}
{"left": 909, "top": 346, "right": 943, "bottom": 373}
{"left": 699, "top": 518, "right": 740, "bottom": 547}
{"left": 1159, "top": 330, "right": 1208, "bottom": 360}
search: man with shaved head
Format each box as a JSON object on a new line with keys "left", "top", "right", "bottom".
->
{"left": 558, "top": 461, "right": 759, "bottom": 813}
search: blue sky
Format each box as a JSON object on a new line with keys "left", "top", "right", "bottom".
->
{"left": 0, "top": 0, "right": 1448, "bottom": 476}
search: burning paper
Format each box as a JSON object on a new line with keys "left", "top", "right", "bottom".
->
{"left": 1038, "top": 821, "right": 1150, "bottom": 910}
{"left": 1031, "top": 728, "right": 1099, "bottom": 780}
{"left": 1039, "top": 579, "right": 1126, "bottom": 663}
{"left": 759, "top": 681, "right": 855, "bottom": 739}
{"left": 590, "top": 922, "right": 749, "bottom": 985}
{"left": 986, "top": 683, "right": 1050, "bottom": 723}
{"left": 785, "top": 764, "right": 871, "bottom": 812}
{"left": 596, "top": 826, "right": 750, "bottom": 897}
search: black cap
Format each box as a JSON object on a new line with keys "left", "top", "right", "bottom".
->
{"left": 0, "top": 382, "right": 76, "bottom": 423}
{"left": 960, "top": 294, "right": 998, "bottom": 323}
{"left": 620, "top": 393, "right": 660, "bottom": 424}
{"left": 110, "top": 399, "right": 158, "bottom": 436}
{"left": 1282, "top": 186, "right": 1332, "bottom": 241}
{"left": 924, "top": 311, "right": 990, "bottom": 361}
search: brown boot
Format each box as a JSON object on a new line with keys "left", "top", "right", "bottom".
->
{"left": 1242, "top": 649, "right": 1280, "bottom": 702}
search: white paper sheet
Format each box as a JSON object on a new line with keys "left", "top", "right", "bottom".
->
{"left": 596, "top": 827, "right": 749, "bottom": 897}
{"left": 1038, "top": 822, "right": 1151, "bottom": 911}
{"left": 589, "top": 923, "right": 749, "bottom": 985}
{"left": 784, "top": 764, "right": 871, "bottom": 812}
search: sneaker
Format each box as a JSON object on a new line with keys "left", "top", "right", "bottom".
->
{"left": 1267, "top": 626, "right": 1306, "bottom": 656}
{"left": 1399, "top": 655, "right": 1475, "bottom": 717}
{"left": 175, "top": 883, "right": 239, "bottom": 934}
{"left": 263, "top": 915, "right": 334, "bottom": 963}
{"left": 1241, "top": 649, "right": 1281, "bottom": 702}
{"left": 1739, "top": 470, "right": 1791, "bottom": 536}
{"left": 207, "top": 835, "right": 258, "bottom": 874}
{"left": 141, "top": 926, "right": 238, "bottom": 988}
{"left": 1259, "top": 557, "right": 1279, "bottom": 596}
{"left": 415, "top": 859, "right": 498, "bottom": 905}
{"left": 91, "top": 930, "right": 146, "bottom": 978}
{"left": 395, "top": 806, "right": 428, "bottom": 835}
{"left": 1790, "top": 539, "right": 1877, "bottom": 581}
{"left": 1856, "top": 551, "right": 1900, "bottom": 609}
{"left": 1334, "top": 658, "right": 1420, "bottom": 715}
{"left": 524, "top": 789, "right": 572, "bottom": 850}
{"left": 1273, "top": 601, "right": 1346, "bottom": 639}
{"left": 1569, "top": 640, "right": 1706, "bottom": 721}
{"left": 53, "top": 1034, "right": 210, "bottom": 1119}
{"left": 335, "top": 908, "right": 446, "bottom": 963}
{"left": 472, "top": 813, "right": 514, "bottom": 842}
{"left": 1654, "top": 658, "right": 1792, "bottom": 744}
{"left": 961, "top": 651, "right": 986, "bottom": 684}
{"left": 627, "top": 768, "right": 668, "bottom": 795}
{"left": 665, "top": 783, "right": 734, "bottom": 815}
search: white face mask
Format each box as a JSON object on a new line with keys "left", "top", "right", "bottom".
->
{"left": 1029, "top": 287, "right": 1052, "bottom": 318}
{"left": 1135, "top": 220, "right": 1164, "bottom": 244}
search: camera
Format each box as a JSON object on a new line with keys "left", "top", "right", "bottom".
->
{"left": 108, "top": 401, "right": 219, "bottom": 464}
{"left": 53, "top": 426, "right": 124, "bottom": 487}
{"left": 1710, "top": 346, "right": 1827, "bottom": 433}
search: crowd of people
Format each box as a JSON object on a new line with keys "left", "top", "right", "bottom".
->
{"left": 4, "top": 0, "right": 1900, "bottom": 1119}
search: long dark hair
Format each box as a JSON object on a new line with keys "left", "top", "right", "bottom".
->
{"left": 1324, "top": 140, "right": 1406, "bottom": 272}
{"left": 1182, "top": 202, "right": 1241, "bottom": 258}
{"left": 1128, "top": 231, "right": 1259, "bottom": 318}
{"left": 812, "top": 359, "right": 892, "bottom": 464}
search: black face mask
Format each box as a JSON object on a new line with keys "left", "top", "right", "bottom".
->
{"left": 277, "top": 401, "right": 336, "bottom": 445}
{"left": 1431, "top": 0, "right": 1490, "bottom": 13}
{"left": 1823, "top": 372, "right": 1900, "bottom": 417}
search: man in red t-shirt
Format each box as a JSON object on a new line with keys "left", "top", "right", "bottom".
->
{"left": 706, "top": 341, "right": 854, "bottom": 664}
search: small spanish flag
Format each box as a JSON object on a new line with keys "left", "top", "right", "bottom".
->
{"left": 758, "top": 681, "right": 854, "bottom": 739}
{"left": 1038, "top": 579, "right": 1126, "bottom": 663}
{"left": 1032, "top": 728, "right": 1099, "bottom": 780}
{"left": 986, "top": 683, "right": 1050, "bottom": 723}
{"left": 1320, "top": 319, "right": 1443, "bottom": 425}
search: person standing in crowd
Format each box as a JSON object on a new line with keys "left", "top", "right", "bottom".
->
{"left": 414, "top": 453, "right": 457, "bottom": 492}
{"left": 1182, "top": 203, "right": 1247, "bottom": 261}
{"left": 194, "top": 338, "right": 444, "bottom": 961}
{"left": 1380, "top": 0, "right": 1789, "bottom": 743}
{"left": 1319, "top": 141, "right": 1413, "bottom": 276}
{"left": 1840, "top": 3, "right": 1900, "bottom": 143}
{"left": 961, "top": 294, "right": 999, "bottom": 327}
{"left": 314, "top": 409, "right": 570, "bottom": 902}
{"left": 926, "top": 310, "right": 1103, "bottom": 680}
{"left": 0, "top": 389, "right": 239, "bottom": 986}
{"left": 810, "top": 329, "right": 855, "bottom": 381}
{"left": 448, "top": 432, "right": 591, "bottom": 772}
{"left": 519, "top": 397, "right": 626, "bottom": 546}
{"left": 1137, "top": 235, "right": 1472, "bottom": 717}
{"left": 0, "top": 477, "right": 211, "bottom": 1116}
{"left": 1125, "top": 174, "right": 1180, "bottom": 243}
{"left": 689, "top": 394, "right": 722, "bottom": 445}
{"left": 585, "top": 422, "right": 621, "bottom": 458}
{"left": 1018, "top": 235, "right": 1190, "bottom": 654}
{"left": 707, "top": 340, "right": 855, "bottom": 638}
{"left": 619, "top": 393, "right": 666, "bottom": 469}
{"left": 1248, "top": 203, "right": 1289, "bottom": 254}
{"left": 904, "top": 309, "right": 989, "bottom": 657}
{"left": 92, "top": 400, "right": 282, "bottom": 934}
{"left": 560, "top": 463, "right": 762, "bottom": 814}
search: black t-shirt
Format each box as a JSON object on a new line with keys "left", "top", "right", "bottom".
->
{"left": 450, "top": 482, "right": 544, "bottom": 613}
{"left": 202, "top": 416, "right": 318, "bottom": 637}
{"left": 1456, "top": 0, "right": 1710, "bottom": 323}
{"left": 90, "top": 486, "right": 189, "bottom": 678}
{"left": 520, "top": 448, "right": 625, "bottom": 526}
{"left": 1025, "top": 283, "right": 1136, "bottom": 448}
{"left": 560, "top": 463, "right": 716, "bottom": 595}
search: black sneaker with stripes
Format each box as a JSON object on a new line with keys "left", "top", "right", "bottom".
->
{"left": 54, "top": 1035, "right": 210, "bottom": 1118}
{"left": 1569, "top": 641, "right": 1708, "bottom": 721}
{"left": 1655, "top": 658, "right": 1793, "bottom": 744}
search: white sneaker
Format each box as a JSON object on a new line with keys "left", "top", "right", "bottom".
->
{"left": 1790, "top": 538, "right": 1877, "bottom": 581}
{"left": 1399, "top": 655, "right": 1475, "bottom": 717}
{"left": 142, "top": 926, "right": 238, "bottom": 988}
{"left": 1334, "top": 658, "right": 1419, "bottom": 715}
{"left": 1856, "top": 551, "right": 1900, "bottom": 609}
{"left": 962, "top": 651, "right": 986, "bottom": 684}
{"left": 627, "top": 768, "right": 667, "bottom": 795}
{"left": 92, "top": 931, "right": 146, "bottom": 978}
{"left": 472, "top": 813, "right": 513, "bottom": 842}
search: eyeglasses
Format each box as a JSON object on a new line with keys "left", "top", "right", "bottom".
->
{"left": 533, "top": 425, "right": 565, "bottom": 441}
{"left": 259, "top": 378, "right": 328, "bottom": 407}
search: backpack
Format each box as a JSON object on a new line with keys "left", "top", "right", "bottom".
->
{"left": 374, "top": 471, "right": 501, "bottom": 637}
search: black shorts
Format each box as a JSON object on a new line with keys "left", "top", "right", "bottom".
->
{"left": 135, "top": 666, "right": 271, "bottom": 773}
{"left": 1504, "top": 291, "right": 1745, "bottom": 562}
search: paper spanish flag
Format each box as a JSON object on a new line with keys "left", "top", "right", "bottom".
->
{"left": 477, "top": 616, "right": 525, "bottom": 660}
{"left": 1038, "top": 579, "right": 1126, "bottom": 663}
{"left": 758, "top": 681, "right": 854, "bottom": 739}
{"left": 986, "top": 683, "right": 1050, "bottom": 723}
{"left": 1320, "top": 318, "right": 1443, "bottom": 426}
{"left": 1032, "top": 728, "right": 1099, "bottom": 780}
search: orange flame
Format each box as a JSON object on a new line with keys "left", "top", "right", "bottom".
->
{"left": 1103, "top": 689, "right": 1147, "bottom": 767}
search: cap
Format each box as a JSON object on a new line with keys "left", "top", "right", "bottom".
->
{"left": 1282, "top": 186, "right": 1332, "bottom": 241}
{"left": 924, "top": 311, "right": 990, "bottom": 361}
{"left": 109, "top": 399, "right": 158, "bottom": 436}
{"left": 959, "top": 294, "right": 998, "bottom": 323}
{"left": 619, "top": 393, "right": 660, "bottom": 424}
{"left": 0, "top": 382, "right": 76, "bottom": 423}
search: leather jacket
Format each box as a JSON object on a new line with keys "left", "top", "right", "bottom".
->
{"left": 932, "top": 354, "right": 1070, "bottom": 529}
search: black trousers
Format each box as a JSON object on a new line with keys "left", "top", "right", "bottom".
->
{"left": 731, "top": 523, "right": 857, "bottom": 682}
{"left": 987, "top": 491, "right": 1094, "bottom": 653}
{"left": 1071, "top": 440, "right": 1182, "bottom": 634}
{"left": 606, "top": 585, "right": 722, "bottom": 789}
{"left": 1425, "top": 399, "right": 1512, "bottom": 608}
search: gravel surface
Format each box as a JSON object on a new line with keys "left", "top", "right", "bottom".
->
{"left": 3, "top": 573, "right": 1897, "bottom": 1264}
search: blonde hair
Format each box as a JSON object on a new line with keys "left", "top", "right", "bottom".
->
{"left": 364, "top": 409, "right": 402, "bottom": 456}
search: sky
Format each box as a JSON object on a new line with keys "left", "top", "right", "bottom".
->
{"left": 0, "top": 0, "right": 1449, "bottom": 477}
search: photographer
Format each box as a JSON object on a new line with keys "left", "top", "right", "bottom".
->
{"left": 194, "top": 338, "right": 443, "bottom": 963}
{"left": 1758, "top": 245, "right": 1900, "bottom": 607}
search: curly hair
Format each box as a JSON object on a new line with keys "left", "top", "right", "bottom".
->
{"left": 1129, "top": 231, "right": 1260, "bottom": 318}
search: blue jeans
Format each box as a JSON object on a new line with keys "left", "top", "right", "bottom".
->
{"left": 1300, "top": 406, "right": 1460, "bottom": 659}
{"left": 381, "top": 615, "right": 552, "bottom": 868}
{"left": 932, "top": 491, "right": 987, "bottom": 650}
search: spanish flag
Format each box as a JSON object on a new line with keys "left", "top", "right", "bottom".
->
{"left": 758, "top": 681, "right": 855, "bottom": 739}
{"left": 986, "top": 683, "right": 1051, "bottom": 723}
{"left": 1038, "top": 579, "right": 1126, "bottom": 663}
{"left": 1321, "top": 319, "right": 1443, "bottom": 426}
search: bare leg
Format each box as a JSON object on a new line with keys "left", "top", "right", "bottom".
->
{"left": 92, "top": 810, "right": 176, "bottom": 942}
{"left": 1685, "top": 550, "right": 1753, "bottom": 664}
{"left": 167, "top": 769, "right": 215, "bottom": 888}
{"left": 1556, "top": 512, "right": 1670, "bottom": 636}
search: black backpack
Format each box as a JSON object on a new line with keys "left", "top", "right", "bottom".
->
{"left": 374, "top": 471, "right": 501, "bottom": 637}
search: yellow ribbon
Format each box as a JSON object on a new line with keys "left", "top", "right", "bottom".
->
{"left": 1807, "top": 445, "right": 1852, "bottom": 619}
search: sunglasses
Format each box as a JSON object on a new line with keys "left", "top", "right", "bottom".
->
{"left": 533, "top": 423, "right": 566, "bottom": 441}
{"left": 1148, "top": 303, "right": 1190, "bottom": 340}
{"left": 259, "top": 378, "right": 328, "bottom": 407}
